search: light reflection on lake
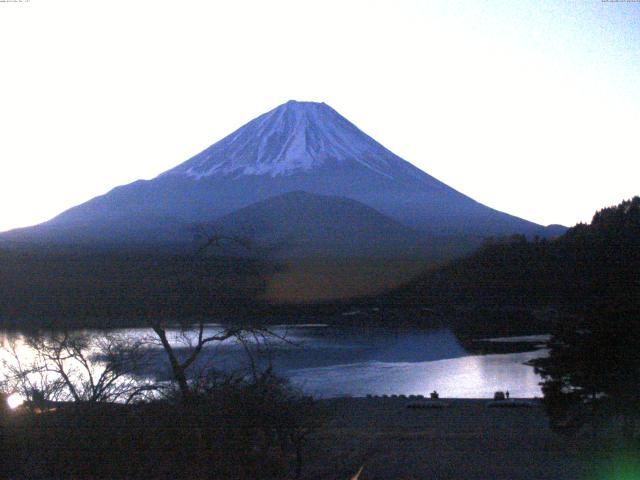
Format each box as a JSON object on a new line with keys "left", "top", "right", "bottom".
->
{"left": 289, "top": 350, "right": 545, "bottom": 399}
{"left": 0, "top": 325, "right": 546, "bottom": 399}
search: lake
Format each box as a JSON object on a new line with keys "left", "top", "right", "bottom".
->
{"left": 0, "top": 325, "right": 547, "bottom": 399}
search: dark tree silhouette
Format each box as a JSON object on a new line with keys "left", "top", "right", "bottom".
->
{"left": 531, "top": 310, "right": 640, "bottom": 438}
{"left": 1, "top": 331, "right": 154, "bottom": 405}
{"left": 147, "top": 233, "right": 268, "bottom": 401}
{"left": 149, "top": 322, "right": 243, "bottom": 400}
{"left": 529, "top": 197, "right": 640, "bottom": 439}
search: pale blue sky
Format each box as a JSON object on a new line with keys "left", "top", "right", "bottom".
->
{"left": 1, "top": 0, "right": 638, "bottom": 232}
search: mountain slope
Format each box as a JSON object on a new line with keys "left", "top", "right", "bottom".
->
{"left": 209, "top": 190, "right": 458, "bottom": 258}
{"left": 3, "top": 100, "right": 561, "bottom": 245}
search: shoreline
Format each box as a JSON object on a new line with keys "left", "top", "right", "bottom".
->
{"left": 322, "top": 395, "right": 540, "bottom": 401}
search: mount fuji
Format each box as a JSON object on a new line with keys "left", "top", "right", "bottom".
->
{"left": 3, "top": 100, "right": 561, "bottom": 250}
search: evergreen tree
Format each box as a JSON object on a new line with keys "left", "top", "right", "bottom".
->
{"left": 530, "top": 197, "right": 640, "bottom": 440}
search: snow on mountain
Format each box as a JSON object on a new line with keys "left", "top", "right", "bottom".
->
{"left": 161, "top": 100, "right": 422, "bottom": 181}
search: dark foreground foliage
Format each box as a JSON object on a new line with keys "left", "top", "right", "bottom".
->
{"left": 530, "top": 309, "right": 640, "bottom": 441}
{"left": 527, "top": 198, "right": 640, "bottom": 440}
{"left": 0, "top": 373, "right": 323, "bottom": 480}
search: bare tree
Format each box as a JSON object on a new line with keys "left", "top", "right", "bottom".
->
{"left": 1, "top": 331, "right": 156, "bottom": 406}
{"left": 146, "top": 319, "right": 297, "bottom": 401}
{"left": 147, "top": 233, "right": 275, "bottom": 401}
{"left": 148, "top": 322, "right": 244, "bottom": 400}
{"left": 1, "top": 335, "right": 67, "bottom": 405}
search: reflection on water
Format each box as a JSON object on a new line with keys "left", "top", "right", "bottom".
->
{"left": 0, "top": 325, "right": 546, "bottom": 399}
{"left": 289, "top": 350, "right": 544, "bottom": 399}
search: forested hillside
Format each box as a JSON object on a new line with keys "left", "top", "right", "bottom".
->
{"left": 396, "top": 196, "right": 639, "bottom": 315}
{"left": 0, "top": 247, "right": 272, "bottom": 328}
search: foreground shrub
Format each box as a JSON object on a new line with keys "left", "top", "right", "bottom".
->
{"left": 2, "top": 373, "right": 323, "bottom": 479}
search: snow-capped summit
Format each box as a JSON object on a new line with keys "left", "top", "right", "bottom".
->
{"left": 162, "top": 100, "right": 422, "bottom": 181}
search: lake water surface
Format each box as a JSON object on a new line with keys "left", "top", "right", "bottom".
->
{"left": 1, "top": 325, "right": 547, "bottom": 399}
{"left": 243, "top": 325, "right": 546, "bottom": 398}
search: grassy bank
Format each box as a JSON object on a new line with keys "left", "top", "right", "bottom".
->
{"left": 301, "top": 397, "right": 606, "bottom": 479}
{"left": 2, "top": 396, "right": 613, "bottom": 479}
